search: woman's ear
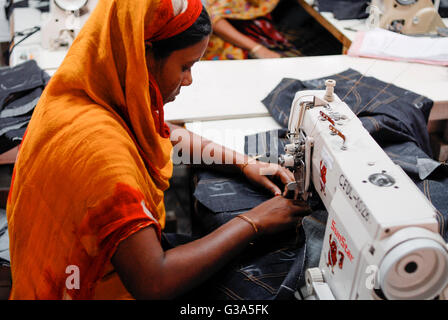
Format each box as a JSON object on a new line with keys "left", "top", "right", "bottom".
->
{"left": 144, "top": 43, "right": 156, "bottom": 75}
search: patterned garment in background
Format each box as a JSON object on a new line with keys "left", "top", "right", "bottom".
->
{"left": 203, "top": 0, "right": 302, "bottom": 59}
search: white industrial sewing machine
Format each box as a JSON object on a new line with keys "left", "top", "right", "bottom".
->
{"left": 368, "top": 0, "right": 446, "bottom": 34}
{"left": 41, "top": 0, "right": 98, "bottom": 50}
{"left": 280, "top": 80, "right": 448, "bottom": 300}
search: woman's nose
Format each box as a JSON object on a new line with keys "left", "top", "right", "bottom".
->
{"left": 182, "top": 70, "right": 193, "bottom": 87}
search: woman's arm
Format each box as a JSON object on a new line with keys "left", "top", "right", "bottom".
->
{"left": 213, "top": 18, "right": 281, "bottom": 58}
{"left": 112, "top": 195, "right": 308, "bottom": 299}
{"left": 111, "top": 124, "right": 310, "bottom": 299}
{"left": 168, "top": 122, "right": 295, "bottom": 195}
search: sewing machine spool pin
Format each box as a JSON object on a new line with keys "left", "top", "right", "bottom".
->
{"left": 324, "top": 79, "right": 336, "bottom": 102}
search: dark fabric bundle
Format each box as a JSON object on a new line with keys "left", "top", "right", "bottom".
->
{"left": 4, "top": 0, "right": 49, "bottom": 20}
{"left": 0, "top": 60, "right": 49, "bottom": 154}
{"left": 315, "top": 0, "right": 369, "bottom": 20}
{"left": 440, "top": 0, "right": 448, "bottom": 17}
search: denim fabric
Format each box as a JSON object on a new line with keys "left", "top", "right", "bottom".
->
{"left": 254, "top": 69, "right": 448, "bottom": 237}
{"left": 0, "top": 60, "right": 49, "bottom": 153}
{"left": 5, "top": 0, "right": 50, "bottom": 19}
{"left": 0, "top": 60, "right": 48, "bottom": 107}
{"left": 192, "top": 170, "right": 271, "bottom": 214}
{"left": 162, "top": 231, "right": 307, "bottom": 300}
{"left": 0, "top": 209, "right": 9, "bottom": 266}
{"left": 383, "top": 142, "right": 441, "bottom": 180}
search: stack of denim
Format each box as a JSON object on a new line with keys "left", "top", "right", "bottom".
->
{"left": 0, "top": 60, "right": 49, "bottom": 154}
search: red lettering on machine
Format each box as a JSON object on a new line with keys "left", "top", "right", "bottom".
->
{"left": 330, "top": 219, "right": 354, "bottom": 263}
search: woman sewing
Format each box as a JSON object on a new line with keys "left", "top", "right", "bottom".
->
{"left": 6, "top": 0, "right": 309, "bottom": 299}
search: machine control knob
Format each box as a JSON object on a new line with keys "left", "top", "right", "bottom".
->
{"left": 280, "top": 154, "right": 295, "bottom": 168}
{"left": 284, "top": 143, "right": 298, "bottom": 154}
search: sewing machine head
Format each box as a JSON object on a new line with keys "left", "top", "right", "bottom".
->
{"left": 368, "top": 0, "right": 446, "bottom": 34}
{"left": 41, "top": 0, "right": 98, "bottom": 50}
{"left": 282, "top": 80, "right": 448, "bottom": 300}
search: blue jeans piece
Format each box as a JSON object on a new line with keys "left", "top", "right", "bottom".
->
{"left": 5, "top": 1, "right": 50, "bottom": 20}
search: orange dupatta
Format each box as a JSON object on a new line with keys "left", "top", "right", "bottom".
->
{"left": 6, "top": 0, "right": 202, "bottom": 299}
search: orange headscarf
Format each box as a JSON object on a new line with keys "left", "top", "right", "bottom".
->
{"left": 6, "top": 0, "right": 202, "bottom": 299}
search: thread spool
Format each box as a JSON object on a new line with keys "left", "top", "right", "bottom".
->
{"left": 324, "top": 79, "right": 336, "bottom": 102}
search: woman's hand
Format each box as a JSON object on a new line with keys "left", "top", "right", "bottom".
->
{"left": 251, "top": 45, "right": 281, "bottom": 59}
{"left": 242, "top": 160, "right": 295, "bottom": 196}
{"left": 243, "top": 196, "right": 311, "bottom": 236}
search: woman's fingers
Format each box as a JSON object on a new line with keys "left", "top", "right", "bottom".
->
{"left": 275, "top": 166, "right": 295, "bottom": 185}
{"left": 259, "top": 176, "right": 282, "bottom": 196}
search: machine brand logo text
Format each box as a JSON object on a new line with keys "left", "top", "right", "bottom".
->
{"left": 330, "top": 219, "right": 354, "bottom": 262}
{"left": 339, "top": 174, "right": 370, "bottom": 223}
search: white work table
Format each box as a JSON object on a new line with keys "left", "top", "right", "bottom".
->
{"left": 297, "top": 0, "right": 448, "bottom": 53}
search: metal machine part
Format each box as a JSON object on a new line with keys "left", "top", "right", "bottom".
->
{"left": 54, "top": 0, "right": 88, "bottom": 11}
{"left": 370, "top": 0, "right": 446, "bottom": 35}
{"left": 41, "top": 0, "right": 98, "bottom": 50}
{"left": 396, "top": 0, "right": 418, "bottom": 4}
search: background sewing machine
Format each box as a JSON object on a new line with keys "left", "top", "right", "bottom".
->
{"left": 369, "top": 0, "right": 447, "bottom": 34}
{"left": 40, "top": 0, "right": 97, "bottom": 50}
{"left": 281, "top": 81, "right": 448, "bottom": 300}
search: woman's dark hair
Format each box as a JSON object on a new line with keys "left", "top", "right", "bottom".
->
{"left": 151, "top": 6, "right": 212, "bottom": 59}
